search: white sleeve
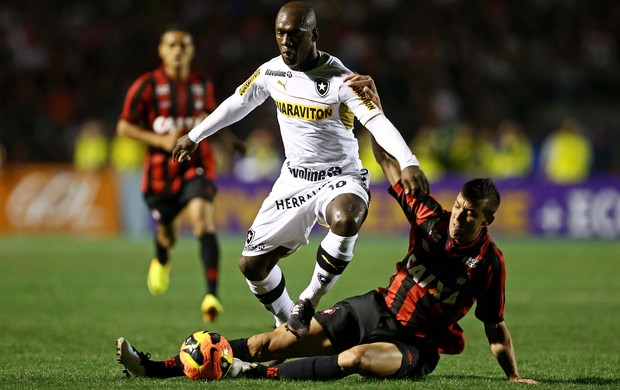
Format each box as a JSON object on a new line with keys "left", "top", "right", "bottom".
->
{"left": 364, "top": 114, "right": 420, "bottom": 169}
{"left": 188, "top": 93, "right": 257, "bottom": 143}
{"left": 340, "top": 80, "right": 419, "bottom": 169}
{"left": 188, "top": 68, "right": 268, "bottom": 143}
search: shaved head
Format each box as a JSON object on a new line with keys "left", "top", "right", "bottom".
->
{"left": 277, "top": 1, "right": 317, "bottom": 30}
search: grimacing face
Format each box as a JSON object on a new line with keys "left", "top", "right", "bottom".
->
{"left": 159, "top": 31, "right": 194, "bottom": 71}
{"left": 448, "top": 192, "right": 492, "bottom": 245}
{"left": 274, "top": 11, "right": 316, "bottom": 70}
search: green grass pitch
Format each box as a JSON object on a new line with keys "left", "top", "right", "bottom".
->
{"left": 1, "top": 234, "right": 619, "bottom": 389}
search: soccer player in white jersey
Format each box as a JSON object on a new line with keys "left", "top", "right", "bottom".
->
{"left": 173, "top": 1, "right": 429, "bottom": 338}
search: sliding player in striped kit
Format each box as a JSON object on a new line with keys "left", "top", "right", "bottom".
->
{"left": 173, "top": 1, "right": 428, "bottom": 338}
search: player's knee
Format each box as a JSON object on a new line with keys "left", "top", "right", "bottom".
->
{"left": 327, "top": 196, "right": 367, "bottom": 235}
{"left": 337, "top": 347, "right": 366, "bottom": 373}
{"left": 339, "top": 346, "right": 390, "bottom": 376}
{"left": 329, "top": 208, "right": 366, "bottom": 235}
{"left": 188, "top": 216, "right": 214, "bottom": 237}
{"left": 156, "top": 230, "right": 176, "bottom": 248}
{"left": 238, "top": 256, "right": 270, "bottom": 280}
{"left": 191, "top": 225, "right": 207, "bottom": 237}
{"left": 247, "top": 333, "right": 273, "bottom": 360}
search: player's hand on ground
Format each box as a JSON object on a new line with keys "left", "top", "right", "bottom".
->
{"left": 400, "top": 166, "right": 429, "bottom": 198}
{"left": 172, "top": 134, "right": 198, "bottom": 162}
{"left": 344, "top": 73, "right": 382, "bottom": 110}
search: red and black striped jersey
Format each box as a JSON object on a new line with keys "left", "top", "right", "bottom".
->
{"left": 119, "top": 67, "right": 218, "bottom": 194}
{"left": 380, "top": 181, "right": 506, "bottom": 354}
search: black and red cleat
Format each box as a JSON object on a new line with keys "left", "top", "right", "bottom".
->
{"left": 285, "top": 298, "right": 314, "bottom": 339}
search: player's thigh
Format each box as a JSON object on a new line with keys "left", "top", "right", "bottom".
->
{"left": 181, "top": 177, "right": 217, "bottom": 232}
{"left": 338, "top": 342, "right": 402, "bottom": 377}
{"left": 243, "top": 182, "right": 321, "bottom": 256}
{"left": 185, "top": 197, "right": 216, "bottom": 233}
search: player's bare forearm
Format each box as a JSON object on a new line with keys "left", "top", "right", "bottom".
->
{"left": 485, "top": 322, "right": 540, "bottom": 384}
{"left": 369, "top": 135, "right": 429, "bottom": 197}
{"left": 370, "top": 134, "right": 401, "bottom": 185}
{"left": 116, "top": 119, "right": 179, "bottom": 152}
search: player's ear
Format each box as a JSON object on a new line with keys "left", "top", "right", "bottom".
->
{"left": 311, "top": 27, "right": 319, "bottom": 42}
{"left": 482, "top": 215, "right": 495, "bottom": 226}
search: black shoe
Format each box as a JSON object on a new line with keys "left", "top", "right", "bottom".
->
{"left": 285, "top": 298, "right": 314, "bottom": 339}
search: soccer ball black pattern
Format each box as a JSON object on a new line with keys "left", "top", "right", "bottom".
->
{"left": 179, "top": 330, "right": 233, "bottom": 380}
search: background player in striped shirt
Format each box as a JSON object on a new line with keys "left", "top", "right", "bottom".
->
{"left": 117, "top": 26, "right": 245, "bottom": 322}
{"left": 117, "top": 75, "right": 538, "bottom": 384}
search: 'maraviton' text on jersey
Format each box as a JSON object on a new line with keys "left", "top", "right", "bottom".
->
{"left": 274, "top": 99, "right": 333, "bottom": 120}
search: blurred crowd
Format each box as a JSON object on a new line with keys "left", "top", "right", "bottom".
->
{"left": 1, "top": 0, "right": 619, "bottom": 182}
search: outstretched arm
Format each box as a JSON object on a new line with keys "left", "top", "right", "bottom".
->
{"left": 173, "top": 92, "right": 257, "bottom": 162}
{"left": 116, "top": 119, "right": 181, "bottom": 152}
{"left": 369, "top": 133, "right": 401, "bottom": 186}
{"left": 484, "top": 322, "right": 539, "bottom": 384}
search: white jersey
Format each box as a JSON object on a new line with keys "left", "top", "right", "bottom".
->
{"left": 188, "top": 52, "right": 419, "bottom": 171}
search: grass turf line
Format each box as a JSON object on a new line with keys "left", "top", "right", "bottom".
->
{"left": 0, "top": 234, "right": 618, "bottom": 389}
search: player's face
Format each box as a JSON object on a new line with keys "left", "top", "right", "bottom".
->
{"left": 275, "top": 12, "right": 316, "bottom": 70}
{"left": 159, "top": 31, "right": 194, "bottom": 72}
{"left": 449, "top": 192, "right": 489, "bottom": 245}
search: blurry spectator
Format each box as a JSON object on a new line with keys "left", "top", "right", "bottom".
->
{"left": 73, "top": 119, "right": 108, "bottom": 171}
{"left": 233, "top": 126, "right": 282, "bottom": 183}
{"left": 481, "top": 120, "right": 534, "bottom": 179}
{"left": 408, "top": 125, "right": 446, "bottom": 182}
{"left": 110, "top": 134, "right": 145, "bottom": 173}
{"left": 539, "top": 117, "right": 592, "bottom": 183}
{"left": 110, "top": 126, "right": 149, "bottom": 238}
{"left": 447, "top": 123, "right": 478, "bottom": 176}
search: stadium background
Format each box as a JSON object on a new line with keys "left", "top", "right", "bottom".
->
{"left": 1, "top": 0, "right": 619, "bottom": 237}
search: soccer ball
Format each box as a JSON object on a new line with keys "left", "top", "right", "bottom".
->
{"left": 179, "top": 330, "right": 233, "bottom": 380}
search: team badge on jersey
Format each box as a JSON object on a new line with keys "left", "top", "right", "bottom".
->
{"left": 315, "top": 78, "right": 330, "bottom": 97}
{"left": 246, "top": 229, "right": 255, "bottom": 244}
{"left": 319, "top": 307, "right": 339, "bottom": 316}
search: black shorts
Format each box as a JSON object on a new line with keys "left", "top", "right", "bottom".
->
{"left": 314, "top": 290, "right": 440, "bottom": 379}
{"left": 143, "top": 177, "right": 217, "bottom": 224}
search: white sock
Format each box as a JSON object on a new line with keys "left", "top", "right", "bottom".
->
{"left": 246, "top": 265, "right": 294, "bottom": 326}
{"left": 300, "top": 231, "right": 358, "bottom": 307}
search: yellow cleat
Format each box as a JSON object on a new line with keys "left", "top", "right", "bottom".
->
{"left": 201, "top": 293, "right": 224, "bottom": 322}
{"left": 147, "top": 258, "right": 170, "bottom": 295}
